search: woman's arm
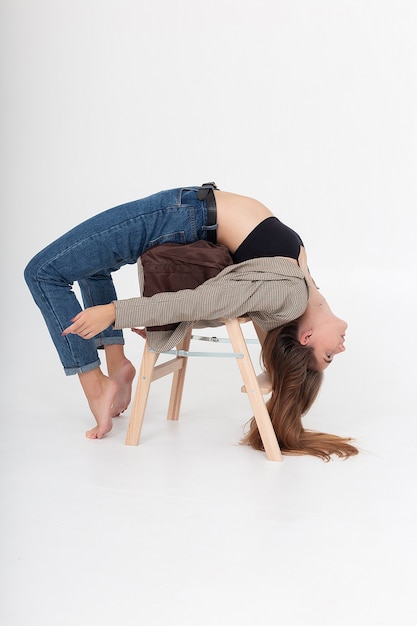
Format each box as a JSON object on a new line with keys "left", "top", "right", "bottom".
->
{"left": 113, "top": 262, "right": 307, "bottom": 330}
{"left": 62, "top": 257, "right": 308, "bottom": 339}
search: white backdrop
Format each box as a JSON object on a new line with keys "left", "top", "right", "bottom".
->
{"left": 2, "top": 3, "right": 417, "bottom": 625}
{"left": 1, "top": 0, "right": 416, "bottom": 419}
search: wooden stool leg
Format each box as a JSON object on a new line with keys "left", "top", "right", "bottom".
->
{"left": 167, "top": 329, "right": 192, "bottom": 421}
{"left": 125, "top": 342, "right": 159, "bottom": 446}
{"left": 225, "top": 319, "right": 282, "bottom": 462}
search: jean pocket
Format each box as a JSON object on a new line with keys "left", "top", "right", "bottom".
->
{"left": 148, "top": 230, "right": 187, "bottom": 247}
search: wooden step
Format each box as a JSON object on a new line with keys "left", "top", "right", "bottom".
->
{"left": 241, "top": 370, "right": 272, "bottom": 395}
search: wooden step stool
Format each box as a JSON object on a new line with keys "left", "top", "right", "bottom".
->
{"left": 125, "top": 317, "right": 282, "bottom": 461}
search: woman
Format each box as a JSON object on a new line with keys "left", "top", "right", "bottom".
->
{"left": 24, "top": 183, "right": 357, "bottom": 460}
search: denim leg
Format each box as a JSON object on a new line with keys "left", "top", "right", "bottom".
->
{"left": 24, "top": 187, "right": 210, "bottom": 375}
{"left": 78, "top": 273, "right": 125, "bottom": 350}
{"left": 24, "top": 256, "right": 103, "bottom": 375}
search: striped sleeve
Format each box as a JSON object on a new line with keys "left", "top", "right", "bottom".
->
{"left": 114, "top": 260, "right": 308, "bottom": 330}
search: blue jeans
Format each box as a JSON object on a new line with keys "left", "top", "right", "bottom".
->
{"left": 24, "top": 186, "right": 216, "bottom": 375}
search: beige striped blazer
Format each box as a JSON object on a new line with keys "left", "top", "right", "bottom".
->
{"left": 114, "top": 256, "right": 309, "bottom": 352}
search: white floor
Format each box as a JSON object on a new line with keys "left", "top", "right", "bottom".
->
{"left": 2, "top": 291, "right": 417, "bottom": 626}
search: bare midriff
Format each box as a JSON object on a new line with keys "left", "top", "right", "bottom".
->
{"left": 213, "top": 190, "right": 300, "bottom": 268}
{"left": 213, "top": 190, "right": 275, "bottom": 253}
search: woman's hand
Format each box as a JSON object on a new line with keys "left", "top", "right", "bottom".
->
{"left": 62, "top": 303, "right": 116, "bottom": 339}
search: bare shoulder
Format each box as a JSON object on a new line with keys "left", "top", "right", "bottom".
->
{"left": 298, "top": 245, "right": 319, "bottom": 289}
{"left": 298, "top": 245, "right": 309, "bottom": 272}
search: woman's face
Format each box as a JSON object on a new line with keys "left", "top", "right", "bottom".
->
{"left": 309, "top": 315, "right": 348, "bottom": 370}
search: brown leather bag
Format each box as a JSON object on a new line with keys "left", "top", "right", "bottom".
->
{"left": 140, "top": 240, "right": 233, "bottom": 331}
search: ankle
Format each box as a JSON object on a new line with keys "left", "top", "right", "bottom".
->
{"left": 78, "top": 368, "right": 109, "bottom": 399}
{"left": 104, "top": 345, "right": 130, "bottom": 376}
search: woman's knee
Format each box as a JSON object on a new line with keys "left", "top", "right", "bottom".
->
{"left": 24, "top": 253, "right": 48, "bottom": 292}
{"left": 24, "top": 256, "right": 38, "bottom": 289}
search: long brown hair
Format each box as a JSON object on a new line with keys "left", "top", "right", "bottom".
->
{"left": 242, "top": 321, "right": 358, "bottom": 461}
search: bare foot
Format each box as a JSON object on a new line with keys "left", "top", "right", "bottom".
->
{"left": 79, "top": 374, "right": 118, "bottom": 439}
{"left": 108, "top": 359, "right": 136, "bottom": 417}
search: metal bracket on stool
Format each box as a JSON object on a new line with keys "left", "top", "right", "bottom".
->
{"left": 149, "top": 348, "right": 245, "bottom": 359}
{"left": 149, "top": 333, "right": 260, "bottom": 359}
{"left": 191, "top": 335, "right": 259, "bottom": 345}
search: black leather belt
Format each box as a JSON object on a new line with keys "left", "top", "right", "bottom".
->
{"left": 197, "top": 182, "right": 218, "bottom": 244}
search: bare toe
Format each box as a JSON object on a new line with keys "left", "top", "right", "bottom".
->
{"left": 86, "top": 423, "right": 112, "bottom": 439}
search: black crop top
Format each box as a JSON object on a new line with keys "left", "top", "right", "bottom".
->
{"left": 232, "top": 217, "right": 304, "bottom": 263}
